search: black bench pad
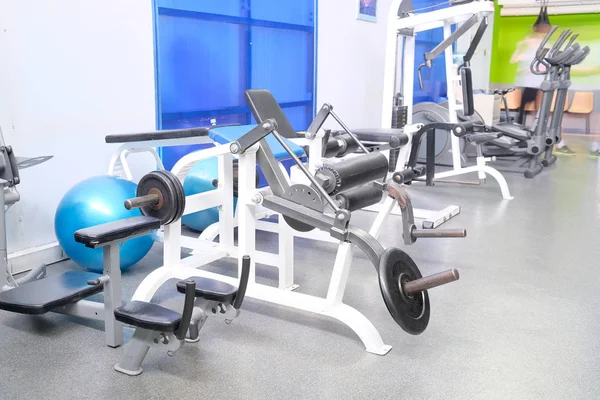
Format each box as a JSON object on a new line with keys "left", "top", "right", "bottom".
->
{"left": 339, "top": 128, "right": 409, "bottom": 145}
{"left": 0, "top": 271, "right": 103, "bottom": 315}
{"left": 105, "top": 127, "right": 209, "bottom": 144}
{"left": 176, "top": 277, "right": 238, "bottom": 303}
{"left": 74, "top": 216, "right": 160, "bottom": 248}
{"left": 115, "top": 301, "right": 182, "bottom": 332}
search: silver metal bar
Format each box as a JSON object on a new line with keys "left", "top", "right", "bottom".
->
{"left": 403, "top": 268, "right": 459, "bottom": 295}
{"left": 124, "top": 194, "right": 159, "bottom": 210}
{"left": 270, "top": 130, "right": 340, "bottom": 212}
{"left": 54, "top": 300, "right": 105, "bottom": 321}
{"left": 424, "top": 14, "right": 478, "bottom": 62}
{"left": 328, "top": 110, "right": 370, "bottom": 154}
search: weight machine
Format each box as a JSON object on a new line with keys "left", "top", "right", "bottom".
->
{"left": 382, "top": 0, "right": 513, "bottom": 200}
{"left": 106, "top": 90, "right": 473, "bottom": 355}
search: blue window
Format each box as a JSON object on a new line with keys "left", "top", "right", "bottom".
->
{"left": 409, "top": 0, "right": 450, "bottom": 104}
{"left": 152, "top": 0, "right": 316, "bottom": 169}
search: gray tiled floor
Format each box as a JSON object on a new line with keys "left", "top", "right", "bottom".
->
{"left": 1, "top": 138, "right": 599, "bottom": 399}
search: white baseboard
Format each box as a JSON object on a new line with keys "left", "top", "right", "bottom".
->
{"left": 8, "top": 242, "right": 66, "bottom": 274}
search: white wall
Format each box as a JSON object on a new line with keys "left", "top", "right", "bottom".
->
{"left": 0, "top": 0, "right": 156, "bottom": 259}
{"left": 317, "top": 0, "right": 396, "bottom": 129}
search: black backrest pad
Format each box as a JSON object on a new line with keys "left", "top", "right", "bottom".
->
{"left": 244, "top": 90, "right": 298, "bottom": 138}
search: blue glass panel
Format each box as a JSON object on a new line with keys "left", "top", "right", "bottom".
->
{"left": 250, "top": 27, "right": 314, "bottom": 104}
{"left": 158, "top": 15, "right": 246, "bottom": 113}
{"left": 157, "top": 0, "right": 246, "bottom": 17}
{"left": 409, "top": 0, "right": 449, "bottom": 104}
{"left": 250, "top": 0, "right": 314, "bottom": 26}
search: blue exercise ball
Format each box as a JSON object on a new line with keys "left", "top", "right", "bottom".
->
{"left": 55, "top": 175, "right": 154, "bottom": 273}
{"left": 182, "top": 157, "right": 237, "bottom": 232}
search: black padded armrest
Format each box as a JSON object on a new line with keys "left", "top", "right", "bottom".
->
{"left": 105, "top": 127, "right": 209, "bottom": 144}
{"left": 341, "top": 128, "right": 409, "bottom": 146}
{"left": 74, "top": 216, "right": 160, "bottom": 248}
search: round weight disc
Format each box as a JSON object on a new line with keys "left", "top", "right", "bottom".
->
{"left": 378, "top": 247, "right": 430, "bottom": 335}
{"left": 137, "top": 171, "right": 179, "bottom": 225}
{"left": 281, "top": 184, "right": 324, "bottom": 232}
{"left": 158, "top": 169, "right": 185, "bottom": 224}
{"left": 155, "top": 170, "right": 181, "bottom": 225}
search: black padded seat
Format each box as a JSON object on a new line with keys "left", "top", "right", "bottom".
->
{"left": 74, "top": 216, "right": 160, "bottom": 248}
{"left": 114, "top": 301, "right": 182, "bottom": 332}
{"left": 351, "top": 128, "right": 409, "bottom": 145}
{"left": 105, "top": 127, "right": 209, "bottom": 144}
{"left": 176, "top": 277, "right": 238, "bottom": 303}
{"left": 0, "top": 271, "right": 103, "bottom": 315}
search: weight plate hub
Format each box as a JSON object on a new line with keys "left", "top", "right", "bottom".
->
{"left": 378, "top": 247, "right": 430, "bottom": 335}
{"left": 282, "top": 184, "right": 324, "bottom": 232}
{"left": 137, "top": 170, "right": 185, "bottom": 225}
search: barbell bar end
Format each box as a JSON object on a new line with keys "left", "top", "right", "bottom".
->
{"left": 402, "top": 268, "right": 460, "bottom": 296}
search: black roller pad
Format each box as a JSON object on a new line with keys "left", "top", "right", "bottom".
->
{"left": 176, "top": 277, "right": 238, "bottom": 303}
{"left": 114, "top": 301, "right": 182, "bottom": 332}
{"left": 74, "top": 216, "right": 160, "bottom": 248}
{"left": 105, "top": 127, "right": 209, "bottom": 143}
{"left": 0, "top": 271, "right": 104, "bottom": 314}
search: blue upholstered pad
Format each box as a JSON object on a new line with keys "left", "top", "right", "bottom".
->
{"left": 209, "top": 125, "right": 305, "bottom": 159}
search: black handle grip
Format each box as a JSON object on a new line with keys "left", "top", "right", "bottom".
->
{"left": 393, "top": 167, "right": 425, "bottom": 184}
{"left": 233, "top": 256, "right": 251, "bottom": 309}
{"left": 175, "top": 279, "right": 196, "bottom": 341}
{"left": 453, "top": 122, "right": 474, "bottom": 137}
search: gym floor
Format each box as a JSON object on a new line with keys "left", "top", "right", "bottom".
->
{"left": 1, "top": 135, "right": 599, "bottom": 399}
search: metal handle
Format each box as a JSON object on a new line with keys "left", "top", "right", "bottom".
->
{"left": 417, "top": 64, "right": 426, "bottom": 89}
{"left": 124, "top": 194, "right": 159, "bottom": 210}
{"left": 403, "top": 269, "right": 459, "bottom": 296}
{"left": 412, "top": 228, "right": 467, "bottom": 239}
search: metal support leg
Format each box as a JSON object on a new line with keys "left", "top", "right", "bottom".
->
{"left": 114, "top": 329, "right": 153, "bottom": 376}
{"left": 185, "top": 307, "right": 208, "bottom": 343}
{"left": 104, "top": 244, "right": 123, "bottom": 347}
{"left": 277, "top": 216, "right": 297, "bottom": 290}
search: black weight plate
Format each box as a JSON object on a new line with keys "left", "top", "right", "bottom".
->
{"left": 158, "top": 170, "right": 185, "bottom": 224}
{"left": 378, "top": 247, "right": 430, "bottom": 335}
{"left": 137, "top": 171, "right": 178, "bottom": 225}
{"left": 154, "top": 170, "right": 180, "bottom": 225}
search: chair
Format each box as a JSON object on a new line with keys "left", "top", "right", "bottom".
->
{"left": 500, "top": 89, "right": 523, "bottom": 111}
{"left": 567, "top": 91, "right": 594, "bottom": 134}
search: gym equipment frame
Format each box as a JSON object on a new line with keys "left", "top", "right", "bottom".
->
{"left": 382, "top": 0, "right": 513, "bottom": 200}
{"left": 107, "top": 119, "right": 464, "bottom": 355}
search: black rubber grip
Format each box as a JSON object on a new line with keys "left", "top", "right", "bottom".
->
{"left": 317, "top": 152, "right": 389, "bottom": 195}
{"left": 335, "top": 186, "right": 383, "bottom": 212}
{"left": 453, "top": 122, "right": 474, "bottom": 137}
{"left": 233, "top": 256, "right": 251, "bottom": 310}
{"left": 393, "top": 167, "right": 425, "bottom": 184}
{"left": 461, "top": 67, "right": 474, "bottom": 117}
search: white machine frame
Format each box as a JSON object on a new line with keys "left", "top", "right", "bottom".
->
{"left": 106, "top": 127, "right": 439, "bottom": 355}
{"left": 382, "top": 0, "right": 513, "bottom": 200}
